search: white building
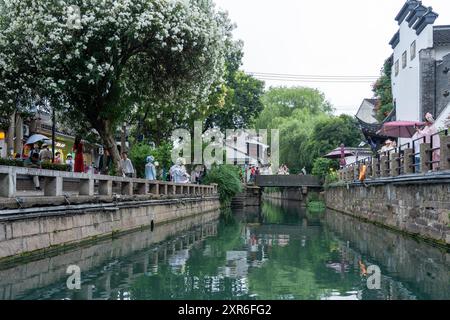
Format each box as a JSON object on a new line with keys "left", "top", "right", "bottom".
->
{"left": 390, "top": 1, "right": 450, "bottom": 124}
{"left": 225, "top": 130, "right": 270, "bottom": 166}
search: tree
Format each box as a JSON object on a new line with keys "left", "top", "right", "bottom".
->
{"left": 131, "top": 40, "right": 265, "bottom": 144}
{"left": 311, "top": 158, "right": 337, "bottom": 180}
{"left": 303, "top": 114, "right": 363, "bottom": 169}
{"left": 0, "top": 0, "right": 233, "bottom": 172}
{"left": 254, "top": 87, "right": 333, "bottom": 173}
{"left": 372, "top": 58, "right": 394, "bottom": 122}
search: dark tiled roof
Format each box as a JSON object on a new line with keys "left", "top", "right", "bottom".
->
{"left": 434, "top": 26, "right": 450, "bottom": 45}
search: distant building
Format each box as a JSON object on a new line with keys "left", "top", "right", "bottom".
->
{"left": 356, "top": 98, "right": 379, "bottom": 124}
{"left": 225, "top": 131, "right": 270, "bottom": 166}
{"left": 389, "top": 0, "right": 450, "bottom": 124}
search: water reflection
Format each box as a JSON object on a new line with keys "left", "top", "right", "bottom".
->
{"left": 0, "top": 200, "right": 448, "bottom": 300}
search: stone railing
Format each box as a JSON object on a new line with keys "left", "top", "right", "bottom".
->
{"left": 339, "top": 128, "right": 450, "bottom": 183}
{"left": 0, "top": 165, "right": 218, "bottom": 198}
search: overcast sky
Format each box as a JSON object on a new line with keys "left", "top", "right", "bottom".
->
{"left": 213, "top": 0, "right": 450, "bottom": 115}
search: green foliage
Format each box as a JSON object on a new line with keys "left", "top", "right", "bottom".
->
{"left": 203, "top": 165, "right": 242, "bottom": 205}
{"left": 373, "top": 58, "right": 394, "bottom": 122}
{"left": 129, "top": 142, "right": 173, "bottom": 178}
{"left": 304, "top": 115, "right": 363, "bottom": 169}
{"left": 255, "top": 87, "right": 361, "bottom": 173}
{"left": 311, "top": 158, "right": 337, "bottom": 179}
{"left": 0, "top": 0, "right": 235, "bottom": 173}
{"left": 324, "top": 170, "right": 339, "bottom": 187}
{"left": 41, "top": 163, "right": 70, "bottom": 171}
{"left": 205, "top": 70, "right": 265, "bottom": 131}
{"left": 0, "top": 158, "right": 24, "bottom": 167}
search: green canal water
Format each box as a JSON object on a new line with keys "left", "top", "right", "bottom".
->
{"left": 0, "top": 200, "right": 449, "bottom": 300}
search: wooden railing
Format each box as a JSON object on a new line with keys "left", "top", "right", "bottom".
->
{"left": 338, "top": 129, "right": 450, "bottom": 183}
{"left": 0, "top": 165, "right": 218, "bottom": 198}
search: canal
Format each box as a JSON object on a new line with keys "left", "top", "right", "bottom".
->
{"left": 0, "top": 200, "right": 448, "bottom": 300}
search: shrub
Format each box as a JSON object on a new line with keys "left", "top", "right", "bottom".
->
{"left": 203, "top": 165, "right": 243, "bottom": 205}
{"left": 312, "top": 158, "right": 337, "bottom": 180}
{"left": 41, "top": 163, "right": 70, "bottom": 172}
{"left": 0, "top": 158, "right": 24, "bottom": 167}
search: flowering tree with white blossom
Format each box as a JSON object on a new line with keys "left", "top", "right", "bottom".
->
{"left": 0, "top": 0, "right": 233, "bottom": 172}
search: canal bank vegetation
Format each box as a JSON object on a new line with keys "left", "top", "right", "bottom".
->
{"left": 203, "top": 165, "right": 242, "bottom": 206}
{"left": 306, "top": 193, "right": 326, "bottom": 214}
{"left": 254, "top": 87, "right": 363, "bottom": 173}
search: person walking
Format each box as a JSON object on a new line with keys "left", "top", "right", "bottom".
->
{"left": 98, "top": 149, "right": 112, "bottom": 175}
{"left": 145, "top": 156, "right": 157, "bottom": 181}
{"left": 121, "top": 152, "right": 135, "bottom": 178}
{"left": 24, "top": 152, "right": 41, "bottom": 190}
{"left": 39, "top": 143, "right": 52, "bottom": 163}
{"left": 73, "top": 136, "right": 84, "bottom": 173}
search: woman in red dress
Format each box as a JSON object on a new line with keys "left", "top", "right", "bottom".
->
{"left": 73, "top": 136, "right": 84, "bottom": 173}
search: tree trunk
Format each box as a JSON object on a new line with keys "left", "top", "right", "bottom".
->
{"left": 5, "top": 113, "right": 15, "bottom": 157}
{"left": 97, "top": 119, "right": 123, "bottom": 176}
{"left": 121, "top": 123, "right": 127, "bottom": 153}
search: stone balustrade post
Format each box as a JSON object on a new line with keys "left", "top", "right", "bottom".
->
{"left": 136, "top": 182, "right": 148, "bottom": 195}
{"left": 440, "top": 135, "right": 450, "bottom": 170}
{"left": 403, "top": 148, "right": 414, "bottom": 174}
{"left": 372, "top": 158, "right": 380, "bottom": 178}
{"left": 380, "top": 155, "right": 389, "bottom": 177}
{"left": 44, "top": 176, "right": 63, "bottom": 196}
{"left": 99, "top": 180, "right": 113, "bottom": 196}
{"left": 79, "top": 178, "right": 95, "bottom": 196}
{"left": 121, "top": 180, "right": 133, "bottom": 196}
{"left": 0, "top": 170, "right": 16, "bottom": 198}
{"left": 420, "top": 143, "right": 431, "bottom": 173}
{"left": 149, "top": 183, "right": 159, "bottom": 195}
{"left": 390, "top": 152, "right": 400, "bottom": 177}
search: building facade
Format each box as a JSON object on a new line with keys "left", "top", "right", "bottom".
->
{"left": 390, "top": 1, "right": 450, "bottom": 123}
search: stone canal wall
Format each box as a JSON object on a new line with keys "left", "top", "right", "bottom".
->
{"left": 324, "top": 210, "right": 450, "bottom": 300}
{"left": 325, "top": 182, "right": 450, "bottom": 246}
{"left": 0, "top": 196, "right": 220, "bottom": 261}
{"left": 263, "top": 188, "right": 306, "bottom": 202}
{"left": 0, "top": 210, "right": 220, "bottom": 300}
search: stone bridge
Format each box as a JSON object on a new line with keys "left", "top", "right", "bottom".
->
{"left": 231, "top": 175, "right": 323, "bottom": 208}
{"left": 254, "top": 175, "right": 322, "bottom": 188}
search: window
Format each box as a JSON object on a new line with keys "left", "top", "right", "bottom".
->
{"left": 402, "top": 51, "right": 407, "bottom": 69}
{"left": 410, "top": 41, "right": 416, "bottom": 60}
{"left": 395, "top": 60, "right": 399, "bottom": 76}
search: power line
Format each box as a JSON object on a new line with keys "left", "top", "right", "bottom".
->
{"left": 252, "top": 76, "right": 375, "bottom": 83}
{"left": 247, "top": 71, "right": 378, "bottom": 80}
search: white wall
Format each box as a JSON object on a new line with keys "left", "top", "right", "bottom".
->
{"left": 392, "top": 21, "right": 434, "bottom": 122}
{"left": 435, "top": 101, "right": 450, "bottom": 131}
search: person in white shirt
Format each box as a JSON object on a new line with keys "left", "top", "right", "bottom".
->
{"left": 121, "top": 152, "right": 135, "bottom": 178}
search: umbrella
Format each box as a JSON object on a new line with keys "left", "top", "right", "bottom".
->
{"left": 25, "top": 134, "right": 51, "bottom": 145}
{"left": 377, "top": 121, "right": 425, "bottom": 138}
{"left": 324, "top": 147, "right": 354, "bottom": 159}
